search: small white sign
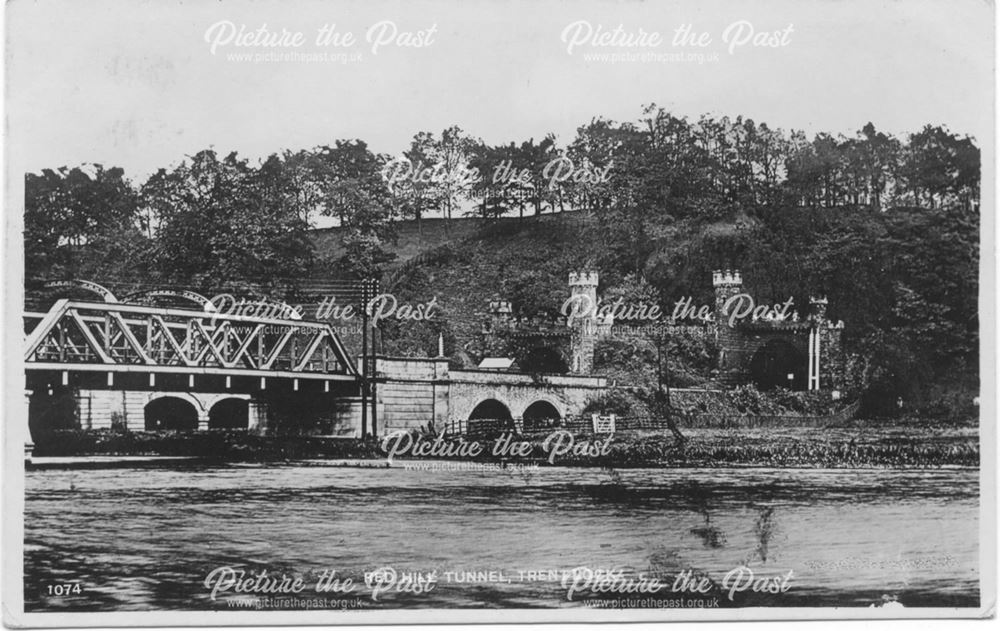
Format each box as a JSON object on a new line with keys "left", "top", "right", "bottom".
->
{"left": 591, "top": 413, "right": 616, "bottom": 434}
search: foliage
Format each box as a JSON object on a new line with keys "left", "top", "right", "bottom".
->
{"left": 581, "top": 389, "right": 652, "bottom": 418}
{"left": 309, "top": 140, "right": 398, "bottom": 278}
{"left": 23, "top": 106, "right": 981, "bottom": 417}
{"left": 25, "top": 165, "right": 148, "bottom": 282}
{"left": 141, "top": 150, "right": 315, "bottom": 290}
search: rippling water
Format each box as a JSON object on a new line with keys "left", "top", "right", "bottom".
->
{"left": 24, "top": 463, "right": 979, "bottom": 611}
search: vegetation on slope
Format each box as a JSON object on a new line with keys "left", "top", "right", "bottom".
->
{"left": 25, "top": 106, "right": 980, "bottom": 419}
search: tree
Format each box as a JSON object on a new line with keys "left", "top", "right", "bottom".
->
{"left": 141, "top": 150, "right": 313, "bottom": 290}
{"left": 25, "top": 164, "right": 147, "bottom": 282}
{"left": 515, "top": 135, "right": 561, "bottom": 216}
{"left": 425, "top": 126, "right": 478, "bottom": 229}
{"left": 784, "top": 132, "right": 847, "bottom": 208}
{"left": 848, "top": 122, "right": 900, "bottom": 209}
{"left": 567, "top": 117, "right": 632, "bottom": 213}
{"left": 388, "top": 132, "right": 444, "bottom": 237}
{"left": 310, "top": 140, "right": 397, "bottom": 278}
{"left": 468, "top": 141, "right": 517, "bottom": 220}
{"left": 897, "top": 125, "right": 980, "bottom": 210}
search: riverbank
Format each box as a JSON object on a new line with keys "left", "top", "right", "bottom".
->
{"left": 28, "top": 419, "right": 978, "bottom": 469}
{"left": 581, "top": 424, "right": 978, "bottom": 468}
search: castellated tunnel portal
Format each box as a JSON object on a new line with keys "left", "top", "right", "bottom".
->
{"left": 748, "top": 339, "right": 809, "bottom": 391}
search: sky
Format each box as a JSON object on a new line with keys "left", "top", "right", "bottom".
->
{"left": 5, "top": 0, "right": 995, "bottom": 182}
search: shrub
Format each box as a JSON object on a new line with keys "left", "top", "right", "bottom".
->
{"left": 582, "top": 389, "right": 651, "bottom": 417}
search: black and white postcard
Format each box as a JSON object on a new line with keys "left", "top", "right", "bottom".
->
{"left": 2, "top": 0, "right": 995, "bottom": 625}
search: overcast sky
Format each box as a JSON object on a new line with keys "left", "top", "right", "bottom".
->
{"left": 6, "top": 0, "right": 994, "bottom": 182}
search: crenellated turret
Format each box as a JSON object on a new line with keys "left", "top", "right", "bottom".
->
{"left": 568, "top": 271, "right": 599, "bottom": 374}
{"left": 809, "top": 295, "right": 828, "bottom": 324}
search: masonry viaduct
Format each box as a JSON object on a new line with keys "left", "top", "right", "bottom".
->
{"left": 373, "top": 357, "right": 606, "bottom": 435}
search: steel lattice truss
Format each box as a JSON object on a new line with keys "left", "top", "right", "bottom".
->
{"left": 24, "top": 300, "right": 359, "bottom": 381}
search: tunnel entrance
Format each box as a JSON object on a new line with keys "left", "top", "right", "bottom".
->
{"left": 519, "top": 347, "right": 569, "bottom": 374}
{"left": 748, "top": 339, "right": 808, "bottom": 391}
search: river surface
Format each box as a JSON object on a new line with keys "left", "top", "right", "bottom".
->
{"left": 23, "top": 463, "right": 979, "bottom": 611}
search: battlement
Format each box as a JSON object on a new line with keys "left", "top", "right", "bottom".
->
{"left": 712, "top": 269, "right": 742, "bottom": 287}
{"left": 489, "top": 300, "right": 512, "bottom": 314}
{"left": 568, "top": 271, "right": 599, "bottom": 287}
{"left": 481, "top": 267, "right": 845, "bottom": 384}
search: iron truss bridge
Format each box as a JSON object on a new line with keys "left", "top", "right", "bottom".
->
{"left": 24, "top": 283, "right": 359, "bottom": 391}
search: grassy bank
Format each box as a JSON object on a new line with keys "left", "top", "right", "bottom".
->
{"left": 31, "top": 430, "right": 384, "bottom": 461}
{"left": 29, "top": 418, "right": 978, "bottom": 469}
{"left": 562, "top": 423, "right": 978, "bottom": 468}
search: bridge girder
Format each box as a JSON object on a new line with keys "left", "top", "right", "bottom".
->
{"left": 24, "top": 300, "right": 359, "bottom": 382}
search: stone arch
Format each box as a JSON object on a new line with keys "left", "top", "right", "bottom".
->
{"left": 467, "top": 398, "right": 514, "bottom": 433}
{"left": 144, "top": 396, "right": 199, "bottom": 431}
{"left": 468, "top": 398, "right": 513, "bottom": 421}
{"left": 748, "top": 338, "right": 808, "bottom": 391}
{"left": 141, "top": 391, "right": 207, "bottom": 417}
{"left": 28, "top": 386, "right": 77, "bottom": 439}
{"left": 208, "top": 398, "right": 250, "bottom": 430}
{"left": 521, "top": 399, "right": 563, "bottom": 432}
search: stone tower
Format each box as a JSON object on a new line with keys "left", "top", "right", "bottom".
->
{"left": 809, "top": 295, "right": 828, "bottom": 324}
{"left": 568, "top": 271, "right": 599, "bottom": 374}
{"left": 569, "top": 271, "right": 598, "bottom": 308}
{"left": 809, "top": 296, "right": 845, "bottom": 391}
{"left": 713, "top": 269, "right": 743, "bottom": 369}
{"left": 713, "top": 270, "right": 743, "bottom": 317}
{"left": 489, "top": 298, "right": 513, "bottom": 325}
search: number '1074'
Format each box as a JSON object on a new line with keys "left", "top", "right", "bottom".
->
{"left": 46, "top": 583, "right": 82, "bottom": 596}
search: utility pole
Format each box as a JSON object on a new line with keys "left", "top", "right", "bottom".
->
{"left": 368, "top": 278, "right": 379, "bottom": 438}
{"left": 360, "top": 279, "right": 370, "bottom": 439}
{"left": 656, "top": 328, "right": 686, "bottom": 444}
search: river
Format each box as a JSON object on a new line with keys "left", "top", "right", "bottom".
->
{"left": 23, "top": 462, "right": 979, "bottom": 611}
